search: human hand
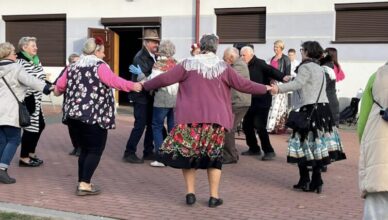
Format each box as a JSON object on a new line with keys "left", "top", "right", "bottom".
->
{"left": 129, "top": 64, "right": 142, "bottom": 75}
{"left": 265, "top": 85, "right": 273, "bottom": 91}
{"left": 283, "top": 75, "right": 291, "bottom": 82}
{"left": 132, "top": 82, "right": 143, "bottom": 92}
{"left": 42, "top": 84, "right": 52, "bottom": 95}
{"left": 270, "top": 84, "right": 279, "bottom": 95}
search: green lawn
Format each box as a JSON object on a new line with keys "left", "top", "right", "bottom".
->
{"left": 0, "top": 211, "right": 57, "bottom": 220}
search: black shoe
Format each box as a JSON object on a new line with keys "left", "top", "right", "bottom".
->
{"left": 19, "top": 159, "right": 40, "bottom": 167}
{"left": 241, "top": 150, "right": 261, "bottom": 156}
{"left": 208, "top": 197, "right": 223, "bottom": 208}
{"left": 293, "top": 181, "right": 310, "bottom": 191}
{"left": 321, "top": 166, "right": 328, "bottom": 172}
{"left": 75, "top": 148, "right": 81, "bottom": 157}
{"left": 186, "top": 193, "right": 196, "bottom": 205}
{"left": 262, "top": 152, "right": 276, "bottom": 161}
{"left": 123, "top": 154, "right": 144, "bottom": 164}
{"left": 303, "top": 184, "right": 323, "bottom": 194}
{"left": 29, "top": 156, "right": 43, "bottom": 165}
{"left": 69, "top": 148, "right": 77, "bottom": 155}
{"left": 142, "top": 153, "right": 156, "bottom": 161}
{"left": 0, "top": 169, "right": 16, "bottom": 184}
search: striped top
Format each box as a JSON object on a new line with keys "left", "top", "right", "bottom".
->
{"left": 16, "top": 52, "right": 46, "bottom": 133}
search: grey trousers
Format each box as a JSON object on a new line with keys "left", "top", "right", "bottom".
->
{"left": 363, "top": 192, "right": 388, "bottom": 220}
{"left": 223, "top": 106, "right": 249, "bottom": 162}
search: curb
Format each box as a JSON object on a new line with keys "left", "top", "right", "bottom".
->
{"left": 0, "top": 202, "right": 117, "bottom": 220}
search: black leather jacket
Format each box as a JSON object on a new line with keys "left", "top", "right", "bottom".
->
{"left": 270, "top": 54, "right": 291, "bottom": 75}
{"left": 247, "top": 56, "right": 285, "bottom": 108}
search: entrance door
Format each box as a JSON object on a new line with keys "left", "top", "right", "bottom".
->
{"left": 109, "top": 27, "right": 143, "bottom": 105}
{"left": 88, "top": 28, "right": 119, "bottom": 102}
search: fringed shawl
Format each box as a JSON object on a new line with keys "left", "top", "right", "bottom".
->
{"left": 181, "top": 52, "right": 227, "bottom": 79}
{"left": 76, "top": 54, "right": 106, "bottom": 68}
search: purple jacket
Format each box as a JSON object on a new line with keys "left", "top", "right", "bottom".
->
{"left": 143, "top": 63, "right": 267, "bottom": 130}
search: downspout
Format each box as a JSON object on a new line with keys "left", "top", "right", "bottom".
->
{"left": 195, "top": 0, "right": 200, "bottom": 44}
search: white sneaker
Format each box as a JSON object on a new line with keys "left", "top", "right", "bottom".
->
{"left": 150, "top": 161, "right": 165, "bottom": 167}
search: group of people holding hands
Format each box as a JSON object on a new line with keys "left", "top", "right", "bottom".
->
{"left": 1, "top": 28, "right": 385, "bottom": 217}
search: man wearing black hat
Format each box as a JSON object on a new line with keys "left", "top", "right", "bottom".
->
{"left": 123, "top": 29, "right": 160, "bottom": 163}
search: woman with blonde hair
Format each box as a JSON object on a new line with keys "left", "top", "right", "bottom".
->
{"left": 267, "top": 40, "right": 291, "bottom": 134}
{"left": 54, "top": 37, "right": 142, "bottom": 195}
{"left": 0, "top": 42, "right": 51, "bottom": 183}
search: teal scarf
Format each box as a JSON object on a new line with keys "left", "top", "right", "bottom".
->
{"left": 21, "top": 51, "right": 40, "bottom": 66}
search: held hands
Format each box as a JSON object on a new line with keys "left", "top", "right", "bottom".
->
{"left": 265, "top": 85, "right": 273, "bottom": 91}
{"left": 129, "top": 64, "right": 143, "bottom": 75}
{"left": 132, "top": 82, "right": 143, "bottom": 92}
{"left": 42, "top": 84, "right": 53, "bottom": 95}
{"left": 269, "top": 83, "right": 279, "bottom": 95}
{"left": 283, "top": 75, "right": 291, "bottom": 82}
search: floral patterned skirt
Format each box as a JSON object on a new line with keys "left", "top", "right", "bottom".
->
{"left": 287, "top": 103, "right": 346, "bottom": 166}
{"left": 159, "top": 123, "right": 225, "bottom": 170}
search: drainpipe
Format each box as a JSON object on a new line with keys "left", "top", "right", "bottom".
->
{"left": 195, "top": 0, "right": 200, "bottom": 44}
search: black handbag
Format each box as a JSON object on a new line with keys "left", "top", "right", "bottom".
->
{"left": 285, "top": 110, "right": 310, "bottom": 130}
{"left": 285, "top": 72, "right": 325, "bottom": 130}
{"left": 2, "top": 78, "right": 31, "bottom": 127}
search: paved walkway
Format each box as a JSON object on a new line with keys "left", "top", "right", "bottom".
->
{"left": 0, "top": 106, "right": 363, "bottom": 220}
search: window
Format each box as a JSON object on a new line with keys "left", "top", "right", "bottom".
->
{"left": 2, "top": 14, "right": 66, "bottom": 66}
{"left": 335, "top": 2, "right": 388, "bottom": 43}
{"left": 215, "top": 7, "right": 266, "bottom": 43}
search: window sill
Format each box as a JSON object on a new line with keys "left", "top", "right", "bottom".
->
{"left": 332, "top": 40, "right": 388, "bottom": 44}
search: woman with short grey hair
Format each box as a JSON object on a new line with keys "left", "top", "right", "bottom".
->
{"left": 0, "top": 42, "right": 51, "bottom": 183}
{"left": 141, "top": 34, "right": 271, "bottom": 207}
{"left": 16, "top": 36, "right": 49, "bottom": 167}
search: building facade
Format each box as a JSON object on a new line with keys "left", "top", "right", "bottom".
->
{"left": 1, "top": 0, "right": 388, "bottom": 105}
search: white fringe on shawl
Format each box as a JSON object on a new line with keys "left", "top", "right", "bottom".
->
{"left": 75, "top": 54, "right": 107, "bottom": 68}
{"left": 181, "top": 52, "right": 227, "bottom": 79}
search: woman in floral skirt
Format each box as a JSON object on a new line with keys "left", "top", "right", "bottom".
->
{"left": 270, "top": 41, "right": 346, "bottom": 193}
{"left": 142, "top": 34, "right": 271, "bottom": 207}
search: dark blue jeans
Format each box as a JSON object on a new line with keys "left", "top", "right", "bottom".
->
{"left": 125, "top": 101, "right": 154, "bottom": 156}
{"left": 0, "top": 126, "right": 21, "bottom": 169}
{"left": 152, "top": 107, "right": 174, "bottom": 154}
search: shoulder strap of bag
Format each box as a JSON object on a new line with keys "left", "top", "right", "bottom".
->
{"left": 373, "top": 98, "right": 384, "bottom": 109}
{"left": 315, "top": 72, "right": 325, "bottom": 105}
{"left": 2, "top": 78, "right": 21, "bottom": 103}
{"left": 307, "top": 72, "right": 325, "bottom": 119}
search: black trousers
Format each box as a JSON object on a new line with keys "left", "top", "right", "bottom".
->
{"left": 20, "top": 110, "right": 45, "bottom": 158}
{"left": 242, "top": 106, "right": 274, "bottom": 154}
{"left": 67, "top": 119, "right": 107, "bottom": 183}
{"left": 67, "top": 124, "right": 81, "bottom": 150}
{"left": 223, "top": 106, "right": 249, "bottom": 162}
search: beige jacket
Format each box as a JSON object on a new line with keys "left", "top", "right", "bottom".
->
{"left": 359, "top": 64, "right": 388, "bottom": 195}
{"left": 0, "top": 60, "right": 46, "bottom": 128}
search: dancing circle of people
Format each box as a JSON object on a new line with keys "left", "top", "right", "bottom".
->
{"left": 0, "top": 29, "right": 383, "bottom": 216}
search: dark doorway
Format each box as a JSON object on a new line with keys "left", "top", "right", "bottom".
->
{"left": 110, "top": 28, "right": 143, "bottom": 106}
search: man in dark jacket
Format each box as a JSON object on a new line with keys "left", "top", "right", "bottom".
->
{"left": 123, "top": 29, "right": 160, "bottom": 163}
{"left": 240, "top": 46, "right": 287, "bottom": 161}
